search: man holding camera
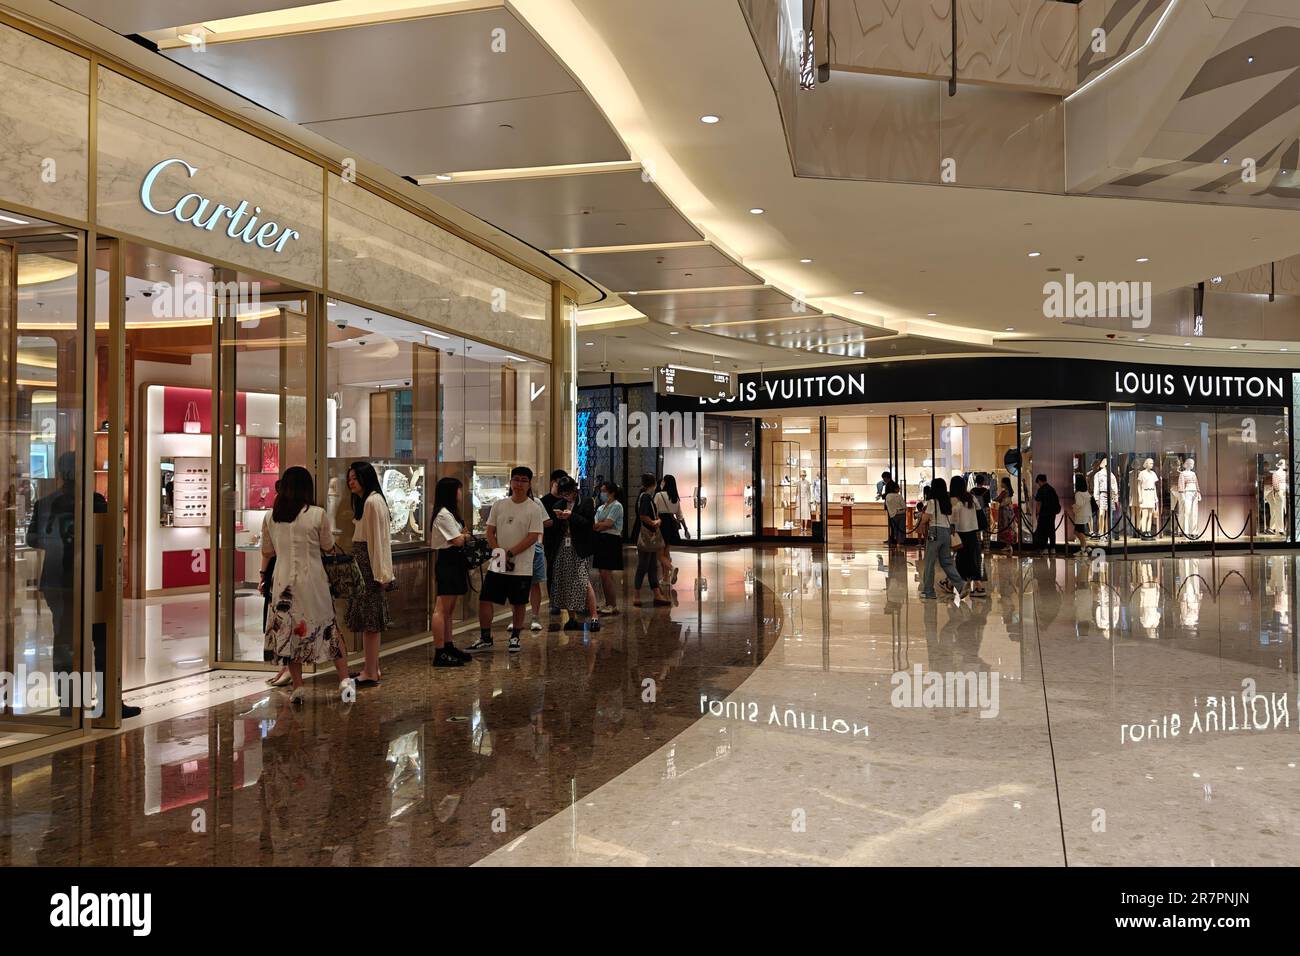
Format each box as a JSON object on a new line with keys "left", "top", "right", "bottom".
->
{"left": 469, "top": 466, "right": 544, "bottom": 653}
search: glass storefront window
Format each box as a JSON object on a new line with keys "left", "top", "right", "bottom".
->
{"left": 760, "top": 415, "right": 819, "bottom": 536}
{"left": 2, "top": 218, "right": 87, "bottom": 748}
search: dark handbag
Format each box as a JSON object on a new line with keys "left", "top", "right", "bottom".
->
{"left": 322, "top": 546, "right": 365, "bottom": 599}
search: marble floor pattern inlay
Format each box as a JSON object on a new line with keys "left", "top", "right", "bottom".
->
{"left": 1, "top": 546, "right": 1296, "bottom": 866}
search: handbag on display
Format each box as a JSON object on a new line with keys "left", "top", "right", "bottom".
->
{"left": 322, "top": 546, "right": 365, "bottom": 599}
{"left": 182, "top": 401, "right": 201, "bottom": 434}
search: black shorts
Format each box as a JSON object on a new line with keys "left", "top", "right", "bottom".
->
{"left": 480, "top": 570, "right": 531, "bottom": 606}
{"left": 659, "top": 514, "right": 681, "bottom": 545}
{"left": 593, "top": 533, "right": 625, "bottom": 571}
{"left": 434, "top": 549, "right": 469, "bottom": 596}
{"left": 1073, "top": 522, "right": 1088, "bottom": 533}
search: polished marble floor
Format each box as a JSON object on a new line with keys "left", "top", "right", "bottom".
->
{"left": 1, "top": 544, "right": 1296, "bottom": 866}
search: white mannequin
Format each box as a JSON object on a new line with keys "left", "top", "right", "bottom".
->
{"left": 1091, "top": 458, "right": 1118, "bottom": 535}
{"left": 1267, "top": 461, "right": 1288, "bottom": 533}
{"left": 1135, "top": 457, "right": 1159, "bottom": 534}
{"left": 797, "top": 469, "right": 812, "bottom": 531}
{"left": 1176, "top": 458, "right": 1202, "bottom": 534}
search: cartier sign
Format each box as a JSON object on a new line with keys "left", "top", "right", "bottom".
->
{"left": 1112, "top": 370, "right": 1285, "bottom": 401}
{"left": 139, "top": 158, "right": 302, "bottom": 253}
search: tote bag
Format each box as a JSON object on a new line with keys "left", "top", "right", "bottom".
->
{"left": 322, "top": 546, "right": 365, "bottom": 599}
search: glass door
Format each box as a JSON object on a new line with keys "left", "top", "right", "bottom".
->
{"left": 1, "top": 218, "right": 92, "bottom": 749}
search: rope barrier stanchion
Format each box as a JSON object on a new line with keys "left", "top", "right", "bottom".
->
{"left": 1250, "top": 510, "right": 1255, "bottom": 555}
{"left": 1122, "top": 508, "right": 1129, "bottom": 561}
{"left": 1171, "top": 511, "right": 1177, "bottom": 560}
{"left": 1210, "top": 509, "right": 1216, "bottom": 558}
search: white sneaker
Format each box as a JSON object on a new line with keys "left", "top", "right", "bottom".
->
{"left": 529, "top": 620, "right": 543, "bottom": 631}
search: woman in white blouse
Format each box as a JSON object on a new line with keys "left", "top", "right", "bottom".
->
{"left": 260, "top": 467, "right": 355, "bottom": 703}
{"left": 346, "top": 461, "right": 393, "bottom": 687}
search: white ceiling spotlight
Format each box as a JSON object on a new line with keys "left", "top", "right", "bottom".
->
{"left": 433, "top": 174, "right": 452, "bottom": 182}
{"left": 1004, "top": 327, "right": 1015, "bottom": 332}
{"left": 700, "top": 114, "right": 721, "bottom": 124}
{"left": 927, "top": 312, "right": 938, "bottom": 317}
{"left": 799, "top": 258, "right": 812, "bottom": 264}
{"left": 852, "top": 290, "right": 864, "bottom": 295}
{"left": 1136, "top": 257, "right": 1150, "bottom": 263}
{"left": 1027, "top": 251, "right": 1041, "bottom": 258}
{"left": 748, "top": 207, "right": 764, "bottom": 215}
{"left": 1210, "top": 275, "right": 1223, "bottom": 284}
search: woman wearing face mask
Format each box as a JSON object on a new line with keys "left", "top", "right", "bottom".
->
{"left": 550, "top": 476, "right": 601, "bottom": 630}
{"left": 345, "top": 461, "right": 393, "bottom": 686}
{"left": 592, "top": 481, "right": 624, "bottom": 615}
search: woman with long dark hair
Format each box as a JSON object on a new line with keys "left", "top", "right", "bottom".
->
{"left": 345, "top": 461, "right": 392, "bottom": 686}
{"left": 428, "top": 476, "right": 471, "bottom": 667}
{"left": 259, "top": 466, "right": 354, "bottom": 703}
{"left": 917, "top": 476, "right": 966, "bottom": 600}
{"left": 950, "top": 475, "right": 986, "bottom": 597}
{"left": 550, "top": 475, "right": 601, "bottom": 629}
{"left": 654, "top": 474, "right": 685, "bottom": 585}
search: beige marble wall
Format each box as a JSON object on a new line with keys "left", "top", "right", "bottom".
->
{"left": 96, "top": 68, "right": 323, "bottom": 287}
{"left": 0, "top": 22, "right": 89, "bottom": 222}
{"left": 327, "top": 173, "right": 550, "bottom": 359}
{"left": 829, "top": 0, "right": 1078, "bottom": 95}
{"left": 1078, "top": 0, "right": 1172, "bottom": 87}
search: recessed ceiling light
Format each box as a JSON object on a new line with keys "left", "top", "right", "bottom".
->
{"left": 1248, "top": 55, "right": 1255, "bottom": 64}
{"left": 1028, "top": 251, "right": 1041, "bottom": 257}
{"left": 668, "top": 331, "right": 680, "bottom": 335}
{"left": 1004, "top": 327, "right": 1015, "bottom": 332}
{"left": 1281, "top": 347, "right": 1289, "bottom": 352}
{"left": 1183, "top": 342, "right": 1191, "bottom": 346}
{"left": 1210, "top": 275, "right": 1222, "bottom": 284}
{"left": 700, "top": 114, "right": 721, "bottom": 124}
{"left": 1136, "top": 257, "right": 1150, "bottom": 263}
{"left": 852, "top": 290, "right": 864, "bottom": 295}
{"left": 927, "top": 312, "right": 938, "bottom": 317}
{"left": 641, "top": 367, "right": 650, "bottom": 371}
{"left": 584, "top": 341, "right": 594, "bottom": 346}
{"left": 1222, "top": 157, "right": 1230, "bottom": 164}
{"left": 1230, "top": 345, "right": 1238, "bottom": 349}
{"left": 625, "top": 291, "right": 638, "bottom": 295}
{"left": 434, "top": 174, "right": 452, "bottom": 181}
{"left": 1137, "top": 337, "right": 1147, "bottom": 342}
{"left": 800, "top": 258, "right": 813, "bottom": 263}
{"left": 748, "top": 207, "right": 764, "bottom": 215}
{"left": 0, "top": 213, "right": 30, "bottom": 225}
{"left": 561, "top": 247, "right": 574, "bottom": 253}
{"left": 428, "top": 331, "right": 450, "bottom": 340}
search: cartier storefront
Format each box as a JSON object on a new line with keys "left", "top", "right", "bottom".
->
{"left": 0, "top": 14, "right": 580, "bottom": 756}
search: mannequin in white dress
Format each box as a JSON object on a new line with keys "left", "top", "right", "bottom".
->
{"left": 1135, "top": 458, "right": 1158, "bottom": 535}
{"left": 1091, "top": 458, "right": 1117, "bottom": 535}
{"left": 1176, "top": 458, "right": 1202, "bottom": 534}
{"left": 1267, "top": 461, "right": 1288, "bottom": 533}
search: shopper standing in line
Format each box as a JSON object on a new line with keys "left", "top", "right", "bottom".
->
{"left": 972, "top": 473, "right": 992, "bottom": 546}
{"left": 1070, "top": 474, "right": 1092, "bottom": 552}
{"left": 470, "top": 466, "right": 544, "bottom": 653}
{"left": 346, "top": 461, "right": 393, "bottom": 687}
{"left": 917, "top": 476, "right": 967, "bottom": 600}
{"left": 262, "top": 479, "right": 293, "bottom": 688}
{"left": 593, "top": 480, "right": 625, "bottom": 615}
{"left": 632, "top": 473, "right": 672, "bottom": 608}
{"left": 550, "top": 475, "right": 601, "bottom": 630}
{"left": 261, "top": 466, "right": 355, "bottom": 704}
{"left": 950, "top": 475, "right": 987, "bottom": 597}
{"left": 654, "top": 474, "right": 685, "bottom": 585}
{"left": 526, "top": 475, "right": 554, "bottom": 631}
{"left": 883, "top": 480, "right": 905, "bottom": 548}
{"left": 1032, "top": 474, "right": 1061, "bottom": 554}
{"left": 876, "top": 471, "right": 893, "bottom": 544}
{"left": 541, "top": 469, "right": 568, "bottom": 614}
{"left": 428, "top": 476, "right": 472, "bottom": 668}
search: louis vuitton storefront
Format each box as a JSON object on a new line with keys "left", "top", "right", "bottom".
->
{"left": 660, "top": 357, "right": 1296, "bottom": 551}
{"left": 0, "top": 15, "right": 583, "bottom": 755}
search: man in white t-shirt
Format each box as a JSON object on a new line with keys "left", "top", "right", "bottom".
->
{"left": 470, "top": 466, "right": 544, "bottom": 653}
